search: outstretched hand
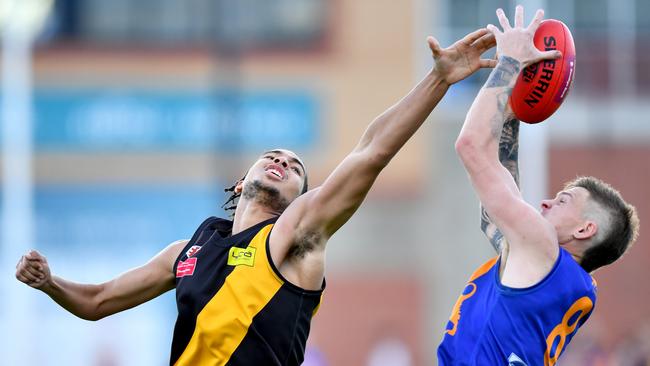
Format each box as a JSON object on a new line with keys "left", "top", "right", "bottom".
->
{"left": 428, "top": 28, "right": 497, "bottom": 85}
{"left": 487, "top": 6, "right": 561, "bottom": 67}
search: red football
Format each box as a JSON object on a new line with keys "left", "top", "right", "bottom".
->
{"left": 509, "top": 19, "right": 576, "bottom": 124}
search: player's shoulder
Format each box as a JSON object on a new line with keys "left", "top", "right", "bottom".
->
{"left": 468, "top": 256, "right": 500, "bottom": 282}
{"left": 199, "top": 216, "right": 232, "bottom": 230}
{"left": 190, "top": 216, "right": 234, "bottom": 238}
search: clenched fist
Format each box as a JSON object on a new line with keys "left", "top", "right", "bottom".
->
{"left": 15, "top": 250, "right": 51, "bottom": 290}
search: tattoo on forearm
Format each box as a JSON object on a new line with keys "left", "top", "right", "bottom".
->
{"left": 485, "top": 56, "right": 521, "bottom": 88}
{"left": 480, "top": 118, "right": 520, "bottom": 254}
{"left": 477, "top": 57, "right": 523, "bottom": 255}
{"left": 487, "top": 57, "right": 520, "bottom": 138}
{"left": 490, "top": 91, "right": 513, "bottom": 138}
{"left": 499, "top": 118, "right": 520, "bottom": 186}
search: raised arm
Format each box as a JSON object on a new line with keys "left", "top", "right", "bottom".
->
{"left": 273, "top": 29, "right": 497, "bottom": 248}
{"left": 455, "top": 7, "right": 562, "bottom": 284}
{"left": 15, "top": 240, "right": 186, "bottom": 320}
{"left": 480, "top": 117, "right": 520, "bottom": 253}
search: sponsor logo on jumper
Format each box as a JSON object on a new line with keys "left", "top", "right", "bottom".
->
{"left": 176, "top": 257, "right": 198, "bottom": 278}
{"left": 185, "top": 245, "right": 202, "bottom": 258}
{"left": 227, "top": 246, "right": 257, "bottom": 267}
{"left": 508, "top": 353, "right": 528, "bottom": 366}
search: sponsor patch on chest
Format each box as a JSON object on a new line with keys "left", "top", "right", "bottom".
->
{"left": 227, "top": 246, "right": 257, "bottom": 267}
{"left": 176, "top": 257, "right": 198, "bottom": 278}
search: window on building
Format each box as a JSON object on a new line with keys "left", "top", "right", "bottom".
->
{"left": 438, "top": 0, "right": 649, "bottom": 96}
{"left": 636, "top": 0, "right": 650, "bottom": 94}
{"left": 49, "top": 0, "right": 328, "bottom": 51}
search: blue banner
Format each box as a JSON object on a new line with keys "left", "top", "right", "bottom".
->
{"left": 32, "top": 90, "right": 319, "bottom": 151}
{"left": 32, "top": 185, "right": 225, "bottom": 250}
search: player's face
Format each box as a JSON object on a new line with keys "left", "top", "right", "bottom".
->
{"left": 243, "top": 149, "right": 306, "bottom": 204}
{"left": 540, "top": 187, "right": 590, "bottom": 243}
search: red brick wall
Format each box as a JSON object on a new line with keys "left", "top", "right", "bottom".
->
{"left": 308, "top": 275, "right": 424, "bottom": 365}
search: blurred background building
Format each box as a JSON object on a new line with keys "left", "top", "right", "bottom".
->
{"left": 1, "top": 0, "right": 648, "bottom": 365}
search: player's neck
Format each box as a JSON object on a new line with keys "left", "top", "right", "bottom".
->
{"left": 231, "top": 198, "right": 280, "bottom": 235}
{"left": 560, "top": 240, "right": 585, "bottom": 263}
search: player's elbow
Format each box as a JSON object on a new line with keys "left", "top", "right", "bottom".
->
{"left": 77, "top": 302, "right": 106, "bottom": 321}
{"left": 356, "top": 144, "right": 393, "bottom": 170}
{"left": 454, "top": 134, "right": 470, "bottom": 154}
{"left": 72, "top": 301, "right": 105, "bottom": 321}
{"left": 456, "top": 132, "right": 493, "bottom": 171}
{"left": 79, "top": 312, "right": 103, "bottom": 322}
{"left": 369, "top": 149, "right": 393, "bottom": 169}
{"left": 455, "top": 134, "right": 479, "bottom": 163}
{"left": 84, "top": 284, "right": 111, "bottom": 321}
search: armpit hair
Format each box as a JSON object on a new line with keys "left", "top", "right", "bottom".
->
{"left": 287, "top": 230, "right": 322, "bottom": 259}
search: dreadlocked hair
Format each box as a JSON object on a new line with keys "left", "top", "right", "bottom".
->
{"left": 221, "top": 177, "right": 244, "bottom": 216}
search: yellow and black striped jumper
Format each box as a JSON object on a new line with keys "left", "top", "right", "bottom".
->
{"left": 170, "top": 216, "right": 325, "bottom": 366}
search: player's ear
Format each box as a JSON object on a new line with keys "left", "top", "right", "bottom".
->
{"left": 235, "top": 180, "right": 244, "bottom": 194}
{"left": 574, "top": 221, "right": 597, "bottom": 240}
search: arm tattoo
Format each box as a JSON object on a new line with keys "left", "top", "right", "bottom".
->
{"left": 499, "top": 118, "right": 520, "bottom": 186}
{"left": 490, "top": 90, "right": 513, "bottom": 139}
{"left": 480, "top": 207, "right": 505, "bottom": 252}
{"left": 486, "top": 56, "right": 520, "bottom": 139}
{"left": 480, "top": 118, "right": 521, "bottom": 253}
{"left": 485, "top": 56, "right": 521, "bottom": 88}
{"left": 479, "top": 56, "right": 522, "bottom": 253}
